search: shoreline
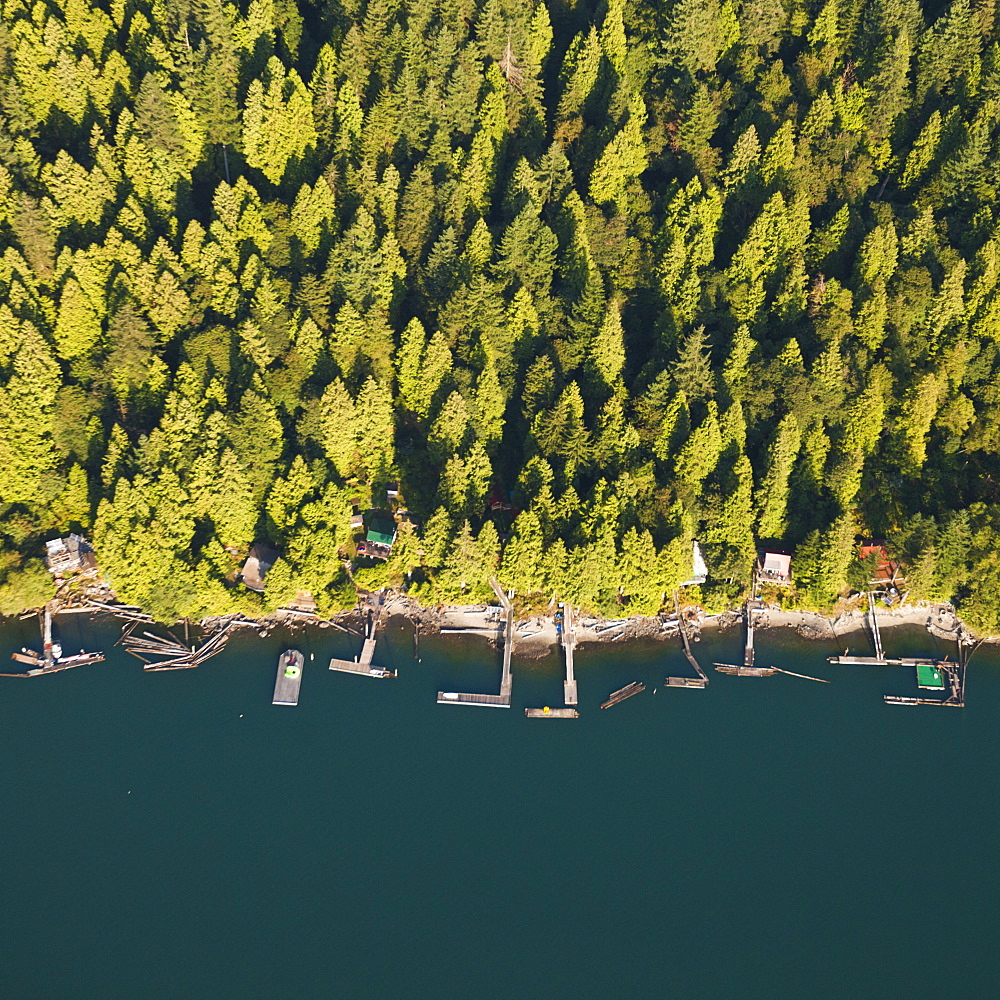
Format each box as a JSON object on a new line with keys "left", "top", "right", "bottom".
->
{"left": 12, "top": 588, "right": 985, "bottom": 660}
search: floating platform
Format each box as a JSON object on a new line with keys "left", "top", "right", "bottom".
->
{"left": 916, "top": 664, "right": 946, "bottom": 689}
{"left": 272, "top": 649, "right": 304, "bottom": 706}
{"left": 525, "top": 707, "right": 579, "bottom": 718}
{"left": 600, "top": 681, "right": 645, "bottom": 709}
{"left": 665, "top": 676, "right": 708, "bottom": 688}
{"left": 328, "top": 658, "right": 396, "bottom": 678}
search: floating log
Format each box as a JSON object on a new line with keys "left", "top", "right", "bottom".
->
{"left": 600, "top": 681, "right": 646, "bottom": 709}
{"left": 713, "top": 662, "right": 777, "bottom": 677}
{"left": 772, "top": 666, "right": 830, "bottom": 683}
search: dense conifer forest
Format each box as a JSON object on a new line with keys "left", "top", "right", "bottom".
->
{"left": 3, "top": 0, "right": 1000, "bottom": 626}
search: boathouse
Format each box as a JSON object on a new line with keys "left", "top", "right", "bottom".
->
{"left": 44, "top": 534, "right": 97, "bottom": 576}
{"left": 758, "top": 551, "right": 792, "bottom": 585}
{"left": 241, "top": 543, "right": 280, "bottom": 592}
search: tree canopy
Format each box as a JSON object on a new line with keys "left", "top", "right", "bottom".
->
{"left": 3, "top": 0, "right": 1000, "bottom": 629}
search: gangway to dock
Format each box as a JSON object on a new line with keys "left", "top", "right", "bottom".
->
{"left": 436, "top": 578, "right": 513, "bottom": 707}
{"left": 665, "top": 591, "right": 708, "bottom": 688}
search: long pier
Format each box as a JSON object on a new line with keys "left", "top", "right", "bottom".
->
{"left": 744, "top": 602, "right": 756, "bottom": 667}
{"left": 436, "top": 578, "right": 513, "bottom": 707}
{"left": 561, "top": 603, "right": 578, "bottom": 705}
{"left": 525, "top": 707, "right": 579, "bottom": 718}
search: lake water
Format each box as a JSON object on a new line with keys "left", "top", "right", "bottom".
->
{"left": 2, "top": 613, "right": 997, "bottom": 999}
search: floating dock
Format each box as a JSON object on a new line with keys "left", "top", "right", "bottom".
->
{"left": 436, "top": 577, "right": 513, "bottom": 707}
{"left": 1, "top": 651, "right": 105, "bottom": 677}
{"left": 525, "top": 707, "right": 579, "bottom": 718}
{"left": 272, "top": 649, "right": 304, "bottom": 705}
{"left": 600, "top": 681, "right": 645, "bottom": 709}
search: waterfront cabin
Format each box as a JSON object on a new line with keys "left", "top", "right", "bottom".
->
{"left": 241, "top": 543, "right": 280, "bottom": 592}
{"left": 758, "top": 551, "right": 792, "bottom": 586}
{"left": 857, "top": 540, "right": 904, "bottom": 587}
{"left": 681, "top": 540, "right": 708, "bottom": 587}
{"left": 358, "top": 513, "right": 397, "bottom": 561}
{"left": 44, "top": 534, "right": 97, "bottom": 576}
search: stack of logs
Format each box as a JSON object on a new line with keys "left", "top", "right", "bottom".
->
{"left": 122, "top": 622, "right": 230, "bottom": 671}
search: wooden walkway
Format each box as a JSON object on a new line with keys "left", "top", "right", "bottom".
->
{"left": 744, "top": 602, "right": 757, "bottom": 667}
{"left": 436, "top": 578, "right": 513, "bottom": 708}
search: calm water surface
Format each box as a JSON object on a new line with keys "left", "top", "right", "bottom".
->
{"left": 1, "top": 614, "right": 997, "bottom": 999}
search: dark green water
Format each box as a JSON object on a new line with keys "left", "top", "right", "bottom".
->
{"left": 2, "top": 614, "right": 998, "bottom": 999}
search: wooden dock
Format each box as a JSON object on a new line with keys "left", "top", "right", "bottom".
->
{"left": 1, "top": 651, "right": 105, "bottom": 677}
{"left": 329, "top": 603, "right": 395, "bottom": 677}
{"left": 560, "top": 603, "right": 578, "bottom": 705}
{"left": 525, "top": 707, "right": 579, "bottom": 718}
{"left": 831, "top": 628, "right": 967, "bottom": 707}
{"left": 272, "top": 649, "right": 304, "bottom": 706}
{"left": 436, "top": 578, "right": 513, "bottom": 708}
{"left": 436, "top": 691, "right": 510, "bottom": 707}
{"left": 328, "top": 657, "right": 396, "bottom": 678}
{"left": 600, "top": 681, "right": 645, "bottom": 709}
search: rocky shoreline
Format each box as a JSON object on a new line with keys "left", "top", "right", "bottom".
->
{"left": 33, "top": 583, "right": 985, "bottom": 657}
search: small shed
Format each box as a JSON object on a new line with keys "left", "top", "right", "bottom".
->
{"left": 44, "top": 534, "right": 97, "bottom": 576}
{"left": 241, "top": 543, "right": 280, "bottom": 592}
{"left": 759, "top": 552, "right": 792, "bottom": 585}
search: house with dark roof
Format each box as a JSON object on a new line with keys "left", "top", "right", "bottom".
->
{"left": 44, "top": 534, "right": 97, "bottom": 576}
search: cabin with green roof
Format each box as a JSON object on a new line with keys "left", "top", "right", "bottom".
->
{"left": 358, "top": 512, "right": 397, "bottom": 560}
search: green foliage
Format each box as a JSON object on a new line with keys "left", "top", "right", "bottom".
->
{"left": 1, "top": 0, "right": 1000, "bottom": 628}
